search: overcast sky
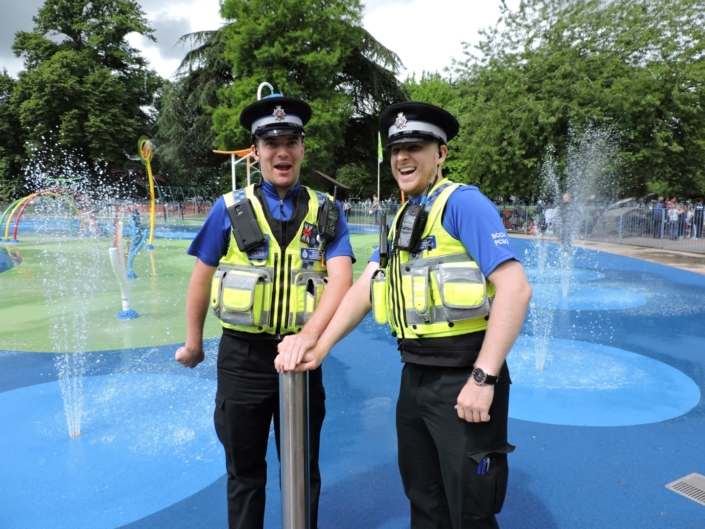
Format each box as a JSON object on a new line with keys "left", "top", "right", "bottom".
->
{"left": 0, "top": 0, "right": 518, "bottom": 81}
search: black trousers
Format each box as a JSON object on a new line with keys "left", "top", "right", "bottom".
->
{"left": 397, "top": 362, "right": 512, "bottom": 529}
{"left": 213, "top": 330, "right": 326, "bottom": 529}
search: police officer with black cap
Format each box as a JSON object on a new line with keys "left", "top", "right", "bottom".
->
{"left": 276, "top": 101, "right": 532, "bottom": 528}
{"left": 176, "top": 92, "right": 354, "bottom": 529}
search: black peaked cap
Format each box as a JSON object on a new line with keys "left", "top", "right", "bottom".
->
{"left": 379, "top": 101, "right": 459, "bottom": 147}
{"left": 240, "top": 95, "right": 313, "bottom": 138}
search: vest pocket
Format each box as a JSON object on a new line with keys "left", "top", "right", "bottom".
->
{"left": 434, "top": 262, "right": 491, "bottom": 321}
{"left": 401, "top": 264, "right": 435, "bottom": 324}
{"left": 411, "top": 267, "right": 429, "bottom": 315}
{"left": 292, "top": 272, "right": 328, "bottom": 327}
{"left": 370, "top": 270, "right": 388, "bottom": 325}
{"left": 211, "top": 269, "right": 226, "bottom": 310}
{"left": 218, "top": 268, "right": 272, "bottom": 327}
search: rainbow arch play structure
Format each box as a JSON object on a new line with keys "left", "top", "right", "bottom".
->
{"left": 1, "top": 188, "right": 93, "bottom": 242}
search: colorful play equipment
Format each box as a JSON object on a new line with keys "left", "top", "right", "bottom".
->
{"left": 126, "top": 210, "right": 147, "bottom": 279}
{"left": 212, "top": 82, "right": 273, "bottom": 192}
{"left": 137, "top": 136, "right": 156, "bottom": 250}
{"left": 212, "top": 148, "right": 255, "bottom": 192}
{"left": 1, "top": 188, "right": 91, "bottom": 242}
{"left": 108, "top": 210, "right": 139, "bottom": 320}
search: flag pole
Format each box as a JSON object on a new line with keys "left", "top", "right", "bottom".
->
{"left": 377, "top": 131, "right": 382, "bottom": 204}
{"left": 377, "top": 161, "right": 380, "bottom": 203}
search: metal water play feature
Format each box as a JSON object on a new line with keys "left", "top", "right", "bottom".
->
{"left": 108, "top": 212, "right": 141, "bottom": 320}
{"left": 137, "top": 136, "right": 157, "bottom": 250}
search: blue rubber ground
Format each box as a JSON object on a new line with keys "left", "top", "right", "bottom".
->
{"left": 1, "top": 238, "right": 705, "bottom": 528}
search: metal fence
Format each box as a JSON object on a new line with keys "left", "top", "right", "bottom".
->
{"left": 500, "top": 202, "right": 705, "bottom": 255}
{"left": 344, "top": 202, "right": 401, "bottom": 233}
{"left": 5, "top": 197, "right": 705, "bottom": 255}
{"left": 0, "top": 185, "right": 217, "bottom": 223}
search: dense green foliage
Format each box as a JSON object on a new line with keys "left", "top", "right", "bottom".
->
{"left": 0, "top": 71, "right": 25, "bottom": 200}
{"left": 211, "top": 0, "right": 407, "bottom": 191}
{"left": 213, "top": 0, "right": 361, "bottom": 171}
{"left": 3, "top": 0, "right": 704, "bottom": 203}
{"left": 448, "top": 0, "right": 705, "bottom": 200}
{"left": 153, "top": 29, "right": 233, "bottom": 192}
{"left": 154, "top": 0, "right": 407, "bottom": 196}
{"left": 7, "top": 0, "right": 162, "bottom": 189}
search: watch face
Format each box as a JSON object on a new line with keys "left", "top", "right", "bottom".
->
{"left": 472, "top": 367, "right": 486, "bottom": 384}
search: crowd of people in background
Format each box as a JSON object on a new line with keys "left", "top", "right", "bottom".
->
{"left": 497, "top": 194, "right": 705, "bottom": 242}
{"left": 341, "top": 193, "right": 705, "bottom": 242}
{"left": 652, "top": 196, "right": 705, "bottom": 240}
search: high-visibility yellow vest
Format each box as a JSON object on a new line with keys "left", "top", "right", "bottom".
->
{"left": 210, "top": 184, "right": 332, "bottom": 336}
{"left": 371, "top": 180, "right": 495, "bottom": 339}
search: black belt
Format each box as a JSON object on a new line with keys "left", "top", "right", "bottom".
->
{"left": 222, "top": 327, "right": 295, "bottom": 342}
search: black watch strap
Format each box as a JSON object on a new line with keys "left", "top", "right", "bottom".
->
{"left": 472, "top": 366, "right": 499, "bottom": 386}
{"left": 483, "top": 373, "right": 499, "bottom": 385}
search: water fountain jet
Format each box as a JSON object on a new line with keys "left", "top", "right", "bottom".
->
{"left": 528, "top": 127, "right": 621, "bottom": 370}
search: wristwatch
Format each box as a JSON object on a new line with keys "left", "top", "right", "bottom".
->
{"left": 471, "top": 366, "right": 498, "bottom": 386}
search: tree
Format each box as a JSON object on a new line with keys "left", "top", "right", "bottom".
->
{"left": 333, "top": 27, "right": 408, "bottom": 198}
{"left": 154, "top": 0, "right": 406, "bottom": 196}
{"left": 153, "top": 28, "right": 233, "bottom": 191}
{"left": 403, "top": 72, "right": 472, "bottom": 185}
{"left": 453, "top": 0, "right": 705, "bottom": 200}
{"left": 0, "top": 71, "right": 27, "bottom": 200}
{"left": 10, "top": 0, "right": 163, "bottom": 187}
{"left": 211, "top": 0, "right": 407, "bottom": 186}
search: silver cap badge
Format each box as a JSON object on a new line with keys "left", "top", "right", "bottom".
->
{"left": 394, "top": 112, "right": 407, "bottom": 129}
{"left": 273, "top": 106, "right": 286, "bottom": 121}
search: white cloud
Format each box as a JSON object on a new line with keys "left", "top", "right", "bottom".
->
{"left": 3, "top": 0, "right": 517, "bottom": 80}
{"left": 362, "top": 0, "right": 513, "bottom": 80}
{"left": 126, "top": 0, "right": 224, "bottom": 80}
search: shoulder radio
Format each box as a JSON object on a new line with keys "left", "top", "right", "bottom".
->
{"left": 226, "top": 198, "right": 266, "bottom": 252}
{"left": 317, "top": 185, "right": 339, "bottom": 242}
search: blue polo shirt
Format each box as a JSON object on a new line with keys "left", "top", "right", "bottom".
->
{"left": 370, "top": 184, "right": 517, "bottom": 277}
{"left": 188, "top": 181, "right": 355, "bottom": 266}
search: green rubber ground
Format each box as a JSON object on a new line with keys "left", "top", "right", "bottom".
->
{"left": 1, "top": 234, "right": 377, "bottom": 353}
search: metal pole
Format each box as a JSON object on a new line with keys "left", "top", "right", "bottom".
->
{"left": 280, "top": 371, "right": 310, "bottom": 529}
{"left": 659, "top": 215, "right": 665, "bottom": 249}
{"left": 377, "top": 158, "right": 380, "bottom": 208}
{"left": 231, "top": 153, "right": 236, "bottom": 191}
{"left": 247, "top": 155, "right": 252, "bottom": 187}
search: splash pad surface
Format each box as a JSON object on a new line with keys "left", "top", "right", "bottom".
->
{"left": 0, "top": 372, "right": 221, "bottom": 529}
{"left": 0, "top": 237, "right": 222, "bottom": 352}
{"left": 510, "top": 336, "right": 700, "bottom": 426}
{"left": 1, "top": 234, "right": 705, "bottom": 528}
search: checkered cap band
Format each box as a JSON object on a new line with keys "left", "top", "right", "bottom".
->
{"left": 387, "top": 120, "right": 447, "bottom": 143}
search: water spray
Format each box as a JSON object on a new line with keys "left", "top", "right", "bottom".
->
{"left": 109, "top": 218, "right": 139, "bottom": 319}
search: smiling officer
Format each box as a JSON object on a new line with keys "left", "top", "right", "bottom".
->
{"left": 276, "top": 101, "right": 532, "bottom": 528}
{"left": 176, "top": 93, "right": 354, "bottom": 529}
